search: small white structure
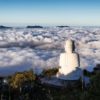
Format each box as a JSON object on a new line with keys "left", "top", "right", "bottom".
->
{"left": 57, "top": 40, "right": 81, "bottom": 80}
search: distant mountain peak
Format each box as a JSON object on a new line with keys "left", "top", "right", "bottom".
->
{"left": 27, "top": 25, "right": 43, "bottom": 28}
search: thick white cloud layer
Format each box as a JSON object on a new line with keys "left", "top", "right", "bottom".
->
{"left": 0, "top": 26, "right": 100, "bottom": 75}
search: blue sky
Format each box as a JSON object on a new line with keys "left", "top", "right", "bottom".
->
{"left": 0, "top": 0, "right": 100, "bottom": 26}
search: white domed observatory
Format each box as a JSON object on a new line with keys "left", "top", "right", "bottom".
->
{"left": 57, "top": 40, "right": 82, "bottom": 80}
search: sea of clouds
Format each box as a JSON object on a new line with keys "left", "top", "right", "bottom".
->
{"left": 0, "top": 26, "right": 100, "bottom": 76}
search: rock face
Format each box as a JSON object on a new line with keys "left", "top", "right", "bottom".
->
{"left": 57, "top": 26, "right": 69, "bottom": 28}
{"left": 0, "top": 25, "right": 12, "bottom": 29}
{"left": 57, "top": 40, "right": 82, "bottom": 80}
{"left": 27, "top": 26, "right": 43, "bottom": 28}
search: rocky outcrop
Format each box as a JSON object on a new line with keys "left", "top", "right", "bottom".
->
{"left": 0, "top": 25, "right": 12, "bottom": 29}
{"left": 27, "top": 25, "right": 43, "bottom": 28}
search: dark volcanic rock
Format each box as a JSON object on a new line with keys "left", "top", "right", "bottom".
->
{"left": 57, "top": 26, "right": 69, "bottom": 28}
{"left": 27, "top": 25, "right": 43, "bottom": 28}
{"left": 0, "top": 25, "right": 12, "bottom": 29}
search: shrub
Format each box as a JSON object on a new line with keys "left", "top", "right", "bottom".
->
{"left": 42, "top": 68, "right": 59, "bottom": 77}
{"left": 80, "top": 72, "right": 100, "bottom": 100}
{"left": 9, "top": 69, "right": 36, "bottom": 88}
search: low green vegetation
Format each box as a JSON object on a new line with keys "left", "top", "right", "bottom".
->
{"left": 80, "top": 72, "right": 100, "bottom": 100}
{"left": 42, "top": 67, "right": 59, "bottom": 77}
{"left": 0, "top": 68, "right": 100, "bottom": 100}
{"left": 9, "top": 69, "right": 36, "bottom": 89}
